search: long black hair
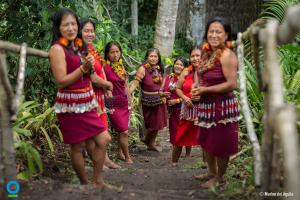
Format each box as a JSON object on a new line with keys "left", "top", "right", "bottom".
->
{"left": 50, "top": 8, "right": 80, "bottom": 45}
{"left": 173, "top": 57, "right": 188, "bottom": 70}
{"left": 104, "top": 41, "right": 123, "bottom": 61}
{"left": 79, "top": 18, "right": 96, "bottom": 33}
{"left": 143, "top": 48, "right": 164, "bottom": 74}
{"left": 203, "top": 17, "right": 232, "bottom": 42}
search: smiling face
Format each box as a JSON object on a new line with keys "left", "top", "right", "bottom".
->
{"left": 59, "top": 14, "right": 78, "bottom": 41}
{"left": 81, "top": 22, "right": 95, "bottom": 44}
{"left": 190, "top": 49, "right": 201, "bottom": 69}
{"left": 173, "top": 59, "right": 185, "bottom": 75}
{"left": 107, "top": 44, "right": 121, "bottom": 63}
{"left": 147, "top": 51, "right": 159, "bottom": 66}
{"left": 207, "top": 22, "right": 228, "bottom": 50}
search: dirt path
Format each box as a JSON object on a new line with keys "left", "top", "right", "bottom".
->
{"left": 19, "top": 128, "right": 221, "bottom": 200}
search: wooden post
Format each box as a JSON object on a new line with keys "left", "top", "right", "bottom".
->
{"left": 0, "top": 51, "right": 16, "bottom": 200}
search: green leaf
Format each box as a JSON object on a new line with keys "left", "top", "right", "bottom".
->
{"left": 40, "top": 127, "right": 55, "bottom": 153}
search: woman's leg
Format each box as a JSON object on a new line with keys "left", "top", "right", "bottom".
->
{"left": 118, "top": 131, "right": 133, "bottom": 163}
{"left": 195, "top": 150, "right": 217, "bottom": 182}
{"left": 70, "top": 143, "right": 88, "bottom": 184}
{"left": 185, "top": 146, "right": 192, "bottom": 157}
{"left": 200, "top": 151, "right": 220, "bottom": 188}
{"left": 88, "top": 131, "right": 111, "bottom": 186}
{"left": 146, "top": 131, "right": 159, "bottom": 151}
{"left": 104, "top": 152, "right": 121, "bottom": 169}
{"left": 216, "top": 156, "right": 229, "bottom": 182}
{"left": 172, "top": 146, "right": 183, "bottom": 165}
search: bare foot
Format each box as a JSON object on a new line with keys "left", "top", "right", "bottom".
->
{"left": 102, "top": 165, "right": 109, "bottom": 171}
{"left": 194, "top": 173, "right": 215, "bottom": 181}
{"left": 104, "top": 161, "right": 121, "bottom": 169}
{"left": 118, "top": 151, "right": 126, "bottom": 161}
{"left": 200, "top": 177, "right": 217, "bottom": 189}
{"left": 200, "top": 177, "right": 225, "bottom": 189}
{"left": 125, "top": 157, "right": 133, "bottom": 164}
{"left": 147, "top": 145, "right": 159, "bottom": 152}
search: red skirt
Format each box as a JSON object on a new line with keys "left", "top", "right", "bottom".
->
{"left": 57, "top": 109, "right": 106, "bottom": 144}
{"left": 198, "top": 122, "right": 239, "bottom": 157}
{"left": 108, "top": 107, "right": 129, "bottom": 133}
{"left": 142, "top": 103, "right": 167, "bottom": 131}
{"left": 174, "top": 119, "right": 199, "bottom": 146}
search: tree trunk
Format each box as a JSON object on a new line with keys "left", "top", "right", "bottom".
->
{"left": 154, "top": 0, "right": 179, "bottom": 56}
{"left": 206, "top": 0, "right": 262, "bottom": 36}
{"left": 0, "top": 51, "right": 16, "bottom": 200}
{"left": 131, "top": 0, "right": 138, "bottom": 36}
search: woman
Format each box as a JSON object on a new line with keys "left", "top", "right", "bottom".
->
{"left": 163, "top": 58, "right": 191, "bottom": 158}
{"left": 192, "top": 17, "right": 240, "bottom": 188}
{"left": 172, "top": 49, "right": 201, "bottom": 166}
{"left": 79, "top": 18, "right": 120, "bottom": 169}
{"left": 48, "top": 8, "right": 111, "bottom": 187}
{"left": 103, "top": 41, "right": 133, "bottom": 164}
{"left": 129, "top": 48, "right": 168, "bottom": 151}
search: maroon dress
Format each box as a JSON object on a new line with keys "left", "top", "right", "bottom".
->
{"left": 197, "top": 63, "right": 240, "bottom": 157}
{"left": 54, "top": 45, "right": 106, "bottom": 144}
{"left": 174, "top": 73, "right": 199, "bottom": 147}
{"left": 163, "top": 74, "right": 181, "bottom": 144}
{"left": 141, "top": 66, "right": 167, "bottom": 131}
{"left": 104, "top": 64, "right": 129, "bottom": 133}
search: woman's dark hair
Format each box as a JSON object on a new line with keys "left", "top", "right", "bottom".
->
{"left": 173, "top": 57, "right": 188, "bottom": 69}
{"left": 79, "top": 18, "right": 96, "bottom": 33}
{"left": 143, "top": 48, "right": 164, "bottom": 74}
{"left": 189, "top": 44, "right": 202, "bottom": 56}
{"left": 104, "top": 41, "right": 122, "bottom": 61}
{"left": 203, "top": 17, "right": 232, "bottom": 42}
{"left": 51, "top": 8, "right": 80, "bottom": 45}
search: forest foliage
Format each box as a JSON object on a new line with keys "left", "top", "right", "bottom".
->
{"left": 0, "top": 0, "right": 299, "bottom": 198}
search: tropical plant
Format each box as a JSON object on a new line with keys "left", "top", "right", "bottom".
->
{"left": 13, "top": 98, "right": 62, "bottom": 180}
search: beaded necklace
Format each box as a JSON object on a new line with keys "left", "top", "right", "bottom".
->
{"left": 144, "top": 63, "right": 162, "bottom": 83}
{"left": 107, "top": 59, "right": 127, "bottom": 80}
{"left": 199, "top": 41, "right": 234, "bottom": 74}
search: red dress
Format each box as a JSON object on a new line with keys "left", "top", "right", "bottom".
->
{"left": 197, "top": 63, "right": 240, "bottom": 157}
{"left": 140, "top": 66, "right": 167, "bottom": 131}
{"left": 89, "top": 44, "right": 108, "bottom": 129}
{"left": 174, "top": 73, "right": 199, "bottom": 146}
{"left": 54, "top": 44, "right": 106, "bottom": 144}
{"left": 104, "top": 64, "right": 129, "bottom": 133}
{"left": 163, "top": 74, "right": 181, "bottom": 144}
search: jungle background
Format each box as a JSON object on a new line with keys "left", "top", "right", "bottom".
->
{"left": 0, "top": 0, "right": 299, "bottom": 199}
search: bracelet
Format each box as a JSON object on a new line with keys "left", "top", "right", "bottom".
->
{"left": 80, "top": 65, "right": 89, "bottom": 74}
{"left": 176, "top": 99, "right": 181, "bottom": 104}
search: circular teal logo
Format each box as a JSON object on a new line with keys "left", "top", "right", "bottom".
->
{"left": 6, "top": 180, "right": 20, "bottom": 195}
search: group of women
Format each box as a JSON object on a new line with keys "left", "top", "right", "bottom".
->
{"left": 48, "top": 8, "right": 240, "bottom": 189}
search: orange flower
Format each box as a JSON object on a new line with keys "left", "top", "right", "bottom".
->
{"left": 74, "top": 38, "right": 83, "bottom": 48}
{"left": 187, "top": 65, "right": 193, "bottom": 72}
{"left": 202, "top": 42, "right": 210, "bottom": 51}
{"left": 58, "top": 37, "right": 69, "bottom": 47}
{"left": 226, "top": 41, "right": 234, "bottom": 49}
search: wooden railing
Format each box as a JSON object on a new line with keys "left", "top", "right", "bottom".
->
{"left": 237, "top": 3, "right": 300, "bottom": 199}
{"left": 0, "top": 40, "right": 48, "bottom": 200}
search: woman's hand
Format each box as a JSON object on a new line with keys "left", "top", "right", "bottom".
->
{"left": 105, "top": 90, "right": 113, "bottom": 98}
{"left": 183, "top": 96, "right": 193, "bottom": 108}
{"left": 82, "top": 53, "right": 95, "bottom": 72}
{"left": 191, "top": 95, "right": 200, "bottom": 102}
{"left": 167, "top": 99, "right": 177, "bottom": 106}
{"left": 105, "top": 81, "right": 113, "bottom": 91}
{"left": 191, "top": 87, "right": 201, "bottom": 96}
